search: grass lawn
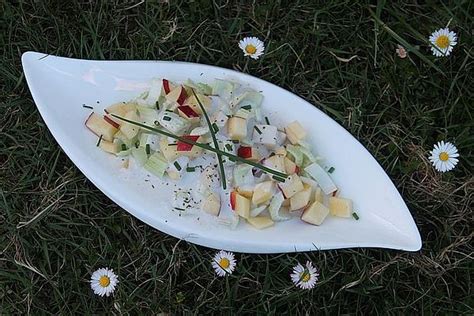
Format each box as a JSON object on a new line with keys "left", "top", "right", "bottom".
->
{"left": 1, "top": 1, "right": 472, "bottom": 314}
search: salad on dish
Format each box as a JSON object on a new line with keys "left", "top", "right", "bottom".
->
{"left": 84, "top": 78, "right": 356, "bottom": 229}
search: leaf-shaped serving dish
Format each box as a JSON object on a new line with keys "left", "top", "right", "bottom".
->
{"left": 22, "top": 51, "right": 421, "bottom": 253}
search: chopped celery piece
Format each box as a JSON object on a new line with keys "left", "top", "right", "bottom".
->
{"left": 144, "top": 153, "right": 168, "bottom": 178}
{"left": 286, "top": 144, "right": 304, "bottom": 166}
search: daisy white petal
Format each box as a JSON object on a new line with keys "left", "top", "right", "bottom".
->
{"left": 238, "top": 37, "right": 265, "bottom": 60}
{"left": 212, "top": 250, "right": 236, "bottom": 277}
{"left": 90, "top": 267, "right": 119, "bottom": 297}
{"left": 290, "top": 261, "right": 319, "bottom": 289}
{"left": 429, "top": 28, "right": 457, "bottom": 57}
{"left": 428, "top": 141, "right": 459, "bottom": 172}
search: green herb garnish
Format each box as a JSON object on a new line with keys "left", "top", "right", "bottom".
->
{"left": 155, "top": 101, "right": 160, "bottom": 110}
{"left": 121, "top": 144, "right": 127, "bottom": 151}
{"left": 163, "top": 116, "right": 171, "bottom": 121}
{"left": 232, "top": 140, "right": 239, "bottom": 144}
{"left": 192, "top": 89, "right": 227, "bottom": 190}
{"left": 174, "top": 161, "right": 182, "bottom": 171}
{"left": 254, "top": 126, "right": 262, "bottom": 134}
{"left": 145, "top": 144, "right": 151, "bottom": 154}
{"left": 265, "top": 116, "right": 270, "bottom": 125}
{"left": 225, "top": 144, "right": 233, "bottom": 152}
{"left": 111, "top": 114, "right": 289, "bottom": 179}
{"left": 174, "top": 207, "right": 185, "bottom": 211}
{"left": 212, "top": 122, "right": 219, "bottom": 133}
{"left": 241, "top": 105, "right": 252, "bottom": 110}
{"left": 352, "top": 212, "right": 360, "bottom": 220}
{"left": 82, "top": 104, "right": 93, "bottom": 109}
{"left": 186, "top": 167, "right": 195, "bottom": 172}
{"left": 328, "top": 167, "right": 335, "bottom": 173}
{"left": 96, "top": 135, "right": 103, "bottom": 147}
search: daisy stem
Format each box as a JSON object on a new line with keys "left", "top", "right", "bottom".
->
{"left": 111, "top": 114, "right": 288, "bottom": 179}
{"left": 191, "top": 89, "right": 226, "bottom": 190}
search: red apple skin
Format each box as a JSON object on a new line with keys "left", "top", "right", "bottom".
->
{"left": 230, "top": 191, "right": 237, "bottom": 210}
{"left": 178, "top": 105, "right": 199, "bottom": 118}
{"left": 237, "top": 146, "right": 252, "bottom": 158}
{"left": 295, "top": 165, "right": 300, "bottom": 174}
{"left": 163, "top": 79, "right": 171, "bottom": 94}
{"left": 176, "top": 87, "right": 187, "bottom": 105}
{"left": 176, "top": 135, "right": 200, "bottom": 152}
{"left": 277, "top": 184, "right": 288, "bottom": 199}
{"left": 103, "top": 115, "right": 120, "bottom": 129}
{"left": 84, "top": 112, "right": 96, "bottom": 134}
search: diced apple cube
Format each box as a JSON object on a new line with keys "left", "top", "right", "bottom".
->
{"left": 98, "top": 139, "right": 120, "bottom": 154}
{"left": 201, "top": 191, "right": 221, "bottom": 216}
{"left": 290, "top": 184, "right": 312, "bottom": 211}
{"left": 185, "top": 93, "right": 212, "bottom": 114}
{"left": 284, "top": 157, "right": 297, "bottom": 174}
{"left": 162, "top": 79, "right": 174, "bottom": 94}
{"left": 329, "top": 196, "right": 353, "bottom": 218}
{"left": 278, "top": 174, "right": 304, "bottom": 199}
{"left": 105, "top": 102, "right": 137, "bottom": 117}
{"left": 228, "top": 117, "right": 247, "bottom": 141}
{"left": 177, "top": 105, "right": 200, "bottom": 124}
{"left": 253, "top": 124, "right": 278, "bottom": 148}
{"left": 285, "top": 121, "right": 306, "bottom": 144}
{"left": 176, "top": 135, "right": 203, "bottom": 158}
{"left": 166, "top": 86, "right": 187, "bottom": 105}
{"left": 281, "top": 198, "right": 290, "bottom": 207}
{"left": 314, "top": 187, "right": 324, "bottom": 203}
{"left": 235, "top": 193, "right": 250, "bottom": 219}
{"left": 274, "top": 146, "right": 287, "bottom": 156}
{"left": 247, "top": 216, "right": 274, "bottom": 229}
{"left": 263, "top": 155, "right": 285, "bottom": 173}
{"left": 237, "top": 185, "right": 254, "bottom": 199}
{"left": 301, "top": 201, "right": 329, "bottom": 225}
{"left": 167, "top": 169, "right": 180, "bottom": 180}
{"left": 252, "top": 181, "right": 274, "bottom": 205}
{"left": 85, "top": 112, "right": 117, "bottom": 142}
{"left": 159, "top": 138, "right": 180, "bottom": 162}
{"left": 120, "top": 110, "right": 140, "bottom": 139}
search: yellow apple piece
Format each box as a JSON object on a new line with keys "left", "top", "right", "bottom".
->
{"left": 247, "top": 216, "right": 274, "bottom": 229}
{"left": 301, "top": 201, "right": 329, "bottom": 225}
{"left": 329, "top": 196, "right": 353, "bottom": 218}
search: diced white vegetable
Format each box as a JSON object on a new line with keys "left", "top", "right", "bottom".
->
{"left": 144, "top": 153, "right": 168, "bottom": 178}
{"left": 199, "top": 166, "right": 220, "bottom": 195}
{"left": 286, "top": 144, "right": 304, "bottom": 166}
{"left": 140, "top": 133, "right": 160, "bottom": 151}
{"left": 304, "top": 162, "right": 337, "bottom": 195}
{"left": 252, "top": 124, "right": 278, "bottom": 148}
{"left": 233, "top": 164, "right": 254, "bottom": 187}
{"left": 211, "top": 111, "right": 229, "bottom": 128}
{"left": 234, "top": 108, "right": 253, "bottom": 120}
{"left": 250, "top": 204, "right": 267, "bottom": 217}
{"left": 231, "top": 90, "right": 263, "bottom": 109}
{"left": 268, "top": 192, "right": 291, "bottom": 221}
{"left": 120, "top": 111, "right": 140, "bottom": 139}
{"left": 142, "top": 78, "right": 163, "bottom": 106}
{"left": 247, "top": 216, "right": 274, "bottom": 229}
{"left": 301, "top": 201, "right": 329, "bottom": 225}
{"left": 276, "top": 131, "right": 287, "bottom": 146}
{"left": 190, "top": 126, "right": 209, "bottom": 136}
{"left": 158, "top": 111, "right": 190, "bottom": 134}
{"left": 212, "top": 79, "right": 235, "bottom": 100}
{"left": 329, "top": 197, "right": 352, "bottom": 218}
{"left": 131, "top": 146, "right": 148, "bottom": 166}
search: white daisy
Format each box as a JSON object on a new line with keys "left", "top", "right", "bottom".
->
{"left": 428, "top": 141, "right": 459, "bottom": 172}
{"left": 211, "top": 250, "right": 236, "bottom": 277}
{"left": 238, "top": 37, "right": 265, "bottom": 60}
{"left": 429, "top": 28, "right": 457, "bottom": 57}
{"left": 90, "top": 267, "right": 119, "bottom": 297}
{"left": 290, "top": 261, "right": 319, "bottom": 290}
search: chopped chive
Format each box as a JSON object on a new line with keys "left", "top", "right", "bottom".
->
{"left": 225, "top": 144, "right": 233, "bottom": 151}
{"left": 146, "top": 144, "right": 151, "bottom": 154}
{"left": 265, "top": 116, "right": 270, "bottom": 125}
{"left": 154, "top": 120, "right": 160, "bottom": 126}
{"left": 273, "top": 176, "right": 286, "bottom": 182}
{"left": 155, "top": 101, "right": 160, "bottom": 110}
{"left": 96, "top": 135, "right": 103, "bottom": 147}
{"left": 121, "top": 144, "right": 127, "bottom": 151}
{"left": 229, "top": 156, "right": 237, "bottom": 162}
{"left": 174, "top": 207, "right": 185, "bottom": 211}
{"left": 254, "top": 126, "right": 262, "bottom": 134}
{"left": 163, "top": 116, "right": 171, "bottom": 121}
{"left": 232, "top": 140, "right": 239, "bottom": 144}
{"left": 82, "top": 104, "right": 93, "bottom": 109}
{"left": 328, "top": 167, "right": 335, "bottom": 173}
{"left": 241, "top": 105, "right": 252, "bottom": 110}
{"left": 168, "top": 143, "right": 177, "bottom": 146}
{"left": 352, "top": 212, "right": 360, "bottom": 220}
{"left": 212, "top": 122, "right": 219, "bottom": 133}
{"left": 173, "top": 161, "right": 182, "bottom": 171}
{"left": 186, "top": 167, "right": 195, "bottom": 172}
{"left": 165, "top": 109, "right": 173, "bottom": 112}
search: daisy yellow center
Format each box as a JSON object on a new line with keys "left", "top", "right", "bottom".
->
{"left": 245, "top": 44, "right": 257, "bottom": 54}
{"left": 99, "top": 275, "right": 110, "bottom": 287}
{"left": 439, "top": 152, "right": 449, "bottom": 161}
{"left": 219, "top": 258, "right": 230, "bottom": 269}
{"left": 435, "top": 35, "right": 450, "bottom": 49}
{"left": 300, "top": 271, "right": 310, "bottom": 282}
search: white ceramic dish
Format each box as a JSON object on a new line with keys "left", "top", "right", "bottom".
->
{"left": 21, "top": 51, "right": 422, "bottom": 253}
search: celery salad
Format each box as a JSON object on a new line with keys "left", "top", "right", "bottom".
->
{"left": 85, "top": 78, "right": 357, "bottom": 230}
